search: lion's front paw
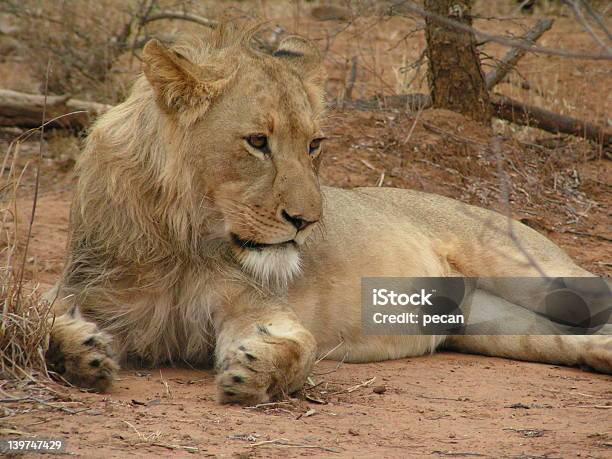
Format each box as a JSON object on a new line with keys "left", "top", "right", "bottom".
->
{"left": 216, "top": 333, "right": 315, "bottom": 405}
{"left": 47, "top": 308, "right": 119, "bottom": 392}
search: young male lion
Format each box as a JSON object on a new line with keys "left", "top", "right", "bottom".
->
{"left": 45, "top": 25, "right": 611, "bottom": 404}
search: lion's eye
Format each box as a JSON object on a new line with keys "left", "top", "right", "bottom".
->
{"left": 246, "top": 135, "right": 270, "bottom": 153}
{"left": 309, "top": 138, "right": 324, "bottom": 155}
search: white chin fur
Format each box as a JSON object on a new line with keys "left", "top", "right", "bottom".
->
{"left": 239, "top": 244, "right": 302, "bottom": 288}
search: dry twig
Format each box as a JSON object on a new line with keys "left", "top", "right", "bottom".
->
{"left": 396, "top": 1, "right": 612, "bottom": 60}
{"left": 484, "top": 19, "right": 554, "bottom": 89}
{"left": 247, "top": 438, "right": 340, "bottom": 453}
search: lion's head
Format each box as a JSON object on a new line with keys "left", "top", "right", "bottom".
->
{"left": 134, "top": 26, "right": 325, "bottom": 285}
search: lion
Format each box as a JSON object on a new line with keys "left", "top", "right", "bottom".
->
{"left": 45, "top": 24, "right": 611, "bottom": 404}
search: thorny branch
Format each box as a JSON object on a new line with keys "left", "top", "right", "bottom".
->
{"left": 579, "top": 0, "right": 612, "bottom": 40}
{"left": 143, "top": 10, "right": 217, "bottom": 28}
{"left": 484, "top": 19, "right": 554, "bottom": 89}
{"left": 392, "top": 1, "right": 612, "bottom": 60}
{"left": 562, "top": 0, "right": 612, "bottom": 54}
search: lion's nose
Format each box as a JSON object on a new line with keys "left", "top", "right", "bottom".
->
{"left": 281, "top": 210, "right": 316, "bottom": 231}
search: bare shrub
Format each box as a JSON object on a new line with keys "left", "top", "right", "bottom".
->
{"left": 0, "top": 0, "right": 205, "bottom": 102}
{"left": 1, "top": 0, "right": 139, "bottom": 100}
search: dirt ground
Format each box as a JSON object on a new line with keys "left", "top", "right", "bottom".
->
{"left": 3, "top": 355, "right": 612, "bottom": 458}
{"left": 1, "top": 2, "right": 611, "bottom": 458}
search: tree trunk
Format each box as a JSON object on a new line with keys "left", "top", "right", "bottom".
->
{"left": 425, "top": 0, "right": 491, "bottom": 123}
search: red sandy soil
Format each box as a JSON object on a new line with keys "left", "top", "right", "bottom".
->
{"left": 4, "top": 356, "right": 612, "bottom": 458}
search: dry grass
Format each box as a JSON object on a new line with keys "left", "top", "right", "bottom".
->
{"left": 0, "top": 134, "right": 52, "bottom": 385}
{"left": 0, "top": 270, "right": 51, "bottom": 381}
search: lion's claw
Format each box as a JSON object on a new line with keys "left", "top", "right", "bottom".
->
{"left": 47, "top": 309, "right": 118, "bottom": 392}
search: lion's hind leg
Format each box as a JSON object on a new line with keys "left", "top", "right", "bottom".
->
{"left": 444, "top": 289, "right": 612, "bottom": 374}
{"left": 46, "top": 306, "right": 119, "bottom": 392}
{"left": 446, "top": 334, "right": 612, "bottom": 374}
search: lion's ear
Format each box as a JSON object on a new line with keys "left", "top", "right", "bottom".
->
{"left": 142, "top": 39, "right": 231, "bottom": 122}
{"left": 273, "top": 36, "right": 325, "bottom": 85}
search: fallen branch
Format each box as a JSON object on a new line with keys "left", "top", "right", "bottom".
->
{"left": 0, "top": 89, "right": 111, "bottom": 130}
{"left": 337, "top": 93, "right": 611, "bottom": 146}
{"left": 491, "top": 94, "right": 612, "bottom": 146}
{"left": 485, "top": 19, "right": 553, "bottom": 89}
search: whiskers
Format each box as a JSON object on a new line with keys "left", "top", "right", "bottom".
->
{"left": 219, "top": 197, "right": 290, "bottom": 242}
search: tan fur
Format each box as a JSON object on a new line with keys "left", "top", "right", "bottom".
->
{"left": 46, "top": 304, "right": 118, "bottom": 392}
{"left": 46, "top": 25, "right": 611, "bottom": 402}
